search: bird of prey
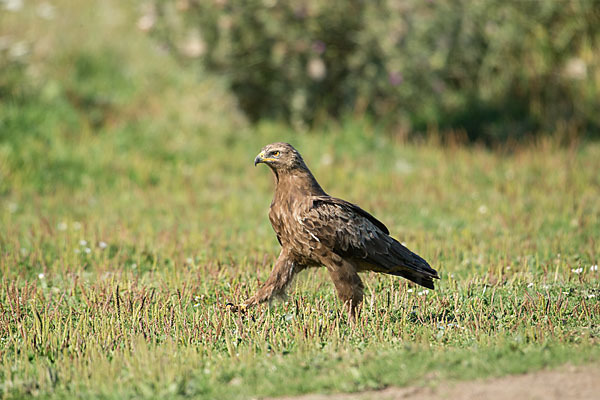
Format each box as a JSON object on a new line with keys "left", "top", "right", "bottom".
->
{"left": 245, "top": 142, "right": 439, "bottom": 316}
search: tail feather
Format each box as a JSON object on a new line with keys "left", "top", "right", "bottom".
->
{"left": 387, "top": 267, "right": 436, "bottom": 289}
{"left": 366, "top": 236, "right": 439, "bottom": 289}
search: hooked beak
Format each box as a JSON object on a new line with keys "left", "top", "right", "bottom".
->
{"left": 254, "top": 152, "right": 264, "bottom": 166}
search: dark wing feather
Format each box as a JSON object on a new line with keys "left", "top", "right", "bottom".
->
{"left": 311, "top": 196, "right": 389, "bottom": 234}
{"left": 304, "top": 196, "right": 439, "bottom": 289}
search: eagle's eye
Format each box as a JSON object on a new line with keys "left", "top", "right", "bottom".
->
{"left": 271, "top": 151, "right": 280, "bottom": 157}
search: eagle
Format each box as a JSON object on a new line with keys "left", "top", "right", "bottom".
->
{"left": 244, "top": 142, "right": 439, "bottom": 316}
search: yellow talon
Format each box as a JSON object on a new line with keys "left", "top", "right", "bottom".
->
{"left": 224, "top": 303, "right": 248, "bottom": 313}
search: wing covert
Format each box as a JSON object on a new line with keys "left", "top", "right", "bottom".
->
{"left": 303, "top": 196, "right": 389, "bottom": 257}
{"left": 302, "top": 196, "right": 439, "bottom": 288}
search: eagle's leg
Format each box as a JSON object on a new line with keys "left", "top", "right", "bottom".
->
{"left": 244, "top": 248, "right": 297, "bottom": 308}
{"left": 323, "top": 256, "right": 364, "bottom": 319}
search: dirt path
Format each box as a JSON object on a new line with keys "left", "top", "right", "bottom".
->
{"left": 269, "top": 364, "right": 599, "bottom": 400}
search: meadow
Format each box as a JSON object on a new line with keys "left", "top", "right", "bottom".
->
{"left": 1, "top": 1, "right": 599, "bottom": 399}
{"left": 1, "top": 122, "right": 599, "bottom": 399}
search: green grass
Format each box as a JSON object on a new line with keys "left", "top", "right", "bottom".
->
{"left": 1, "top": 124, "right": 599, "bottom": 399}
{"left": 1, "top": 1, "right": 599, "bottom": 399}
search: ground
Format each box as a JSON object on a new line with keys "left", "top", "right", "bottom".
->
{"left": 271, "top": 365, "right": 600, "bottom": 400}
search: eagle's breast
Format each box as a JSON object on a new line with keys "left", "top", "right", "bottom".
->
{"left": 269, "top": 194, "right": 320, "bottom": 260}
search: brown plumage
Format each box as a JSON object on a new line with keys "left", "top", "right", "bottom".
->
{"left": 245, "top": 142, "right": 439, "bottom": 316}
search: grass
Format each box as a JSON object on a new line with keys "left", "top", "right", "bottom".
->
{"left": 1, "top": 124, "right": 599, "bottom": 399}
{"left": 1, "top": 1, "right": 600, "bottom": 399}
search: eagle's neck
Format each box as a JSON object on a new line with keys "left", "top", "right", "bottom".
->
{"left": 273, "top": 167, "right": 326, "bottom": 201}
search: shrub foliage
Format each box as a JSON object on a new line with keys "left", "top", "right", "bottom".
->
{"left": 152, "top": 0, "right": 600, "bottom": 140}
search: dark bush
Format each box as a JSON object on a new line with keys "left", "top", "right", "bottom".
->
{"left": 152, "top": 0, "right": 600, "bottom": 140}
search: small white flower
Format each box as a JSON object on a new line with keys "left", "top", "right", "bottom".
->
{"left": 307, "top": 58, "right": 326, "bottom": 81}
{"left": 588, "top": 294, "right": 596, "bottom": 299}
{"left": 180, "top": 29, "right": 206, "bottom": 58}
{"left": 320, "top": 154, "right": 333, "bottom": 166}
{"left": 527, "top": 283, "right": 534, "bottom": 288}
{"left": 395, "top": 159, "right": 414, "bottom": 174}
{"left": 36, "top": 2, "right": 55, "bottom": 20}
{"left": 3, "top": 0, "right": 23, "bottom": 12}
{"left": 84, "top": 247, "right": 91, "bottom": 254}
{"left": 506, "top": 266, "right": 511, "bottom": 270}
{"left": 79, "top": 240, "right": 87, "bottom": 246}
{"left": 542, "top": 284, "right": 550, "bottom": 290}
{"left": 57, "top": 222, "right": 68, "bottom": 231}
{"left": 478, "top": 205, "right": 488, "bottom": 214}
{"left": 9, "top": 41, "right": 28, "bottom": 59}
{"left": 186, "top": 257, "right": 194, "bottom": 264}
{"left": 131, "top": 263, "right": 137, "bottom": 269}
{"left": 418, "top": 290, "right": 429, "bottom": 296}
{"left": 98, "top": 241, "right": 107, "bottom": 249}
{"left": 571, "top": 267, "right": 583, "bottom": 274}
{"left": 564, "top": 58, "right": 587, "bottom": 80}
{"left": 590, "top": 265, "right": 598, "bottom": 272}
{"left": 193, "top": 303, "right": 200, "bottom": 307}
{"left": 137, "top": 14, "right": 156, "bottom": 32}
{"left": 38, "top": 273, "right": 45, "bottom": 279}
{"left": 407, "top": 288, "right": 414, "bottom": 293}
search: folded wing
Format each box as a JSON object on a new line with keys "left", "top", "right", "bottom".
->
{"left": 303, "top": 196, "right": 439, "bottom": 289}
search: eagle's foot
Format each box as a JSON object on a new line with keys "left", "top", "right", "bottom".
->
{"left": 346, "top": 302, "right": 362, "bottom": 322}
{"left": 224, "top": 302, "right": 248, "bottom": 313}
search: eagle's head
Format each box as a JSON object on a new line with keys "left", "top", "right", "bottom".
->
{"left": 254, "top": 142, "right": 306, "bottom": 171}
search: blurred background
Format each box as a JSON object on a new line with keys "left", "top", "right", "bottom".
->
{"left": 3, "top": 0, "right": 599, "bottom": 256}
{"left": 2, "top": 0, "right": 600, "bottom": 146}
{"left": 1, "top": 0, "right": 600, "bottom": 249}
{"left": 150, "top": 0, "right": 600, "bottom": 141}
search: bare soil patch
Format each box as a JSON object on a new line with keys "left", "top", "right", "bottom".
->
{"left": 268, "top": 364, "right": 599, "bottom": 400}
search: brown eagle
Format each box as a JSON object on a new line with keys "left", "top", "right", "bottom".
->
{"left": 244, "top": 142, "right": 439, "bottom": 316}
